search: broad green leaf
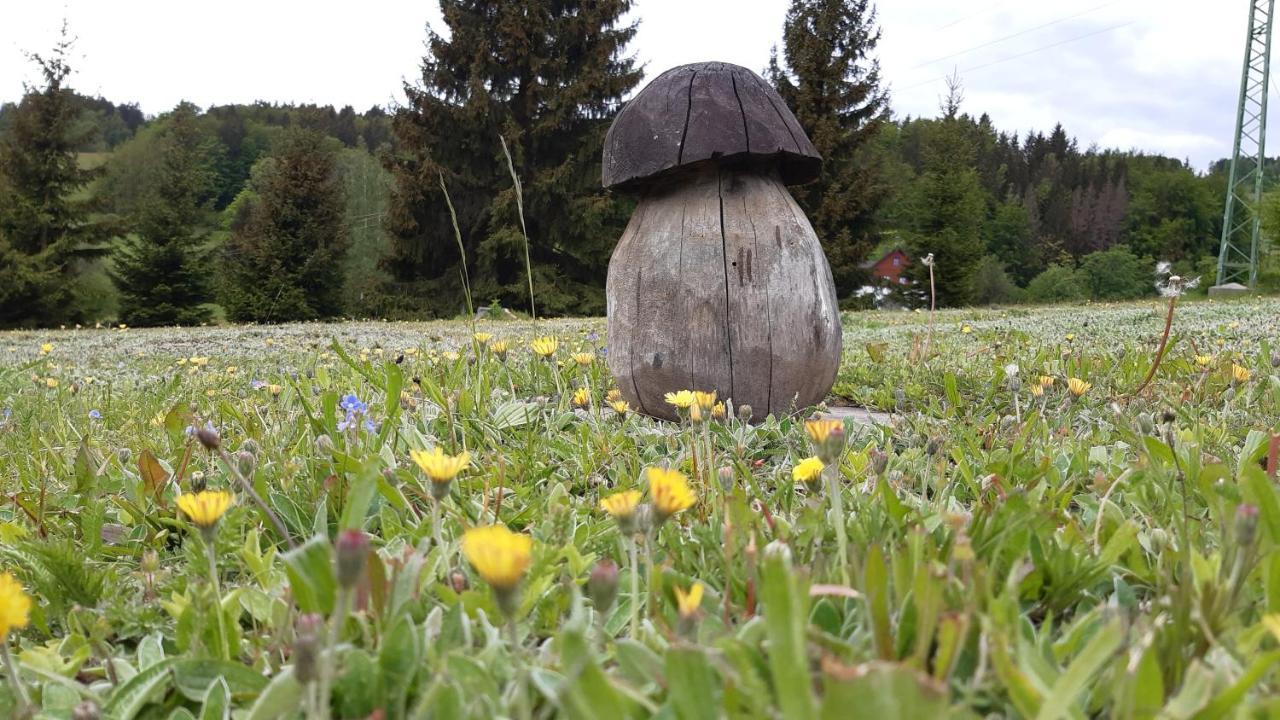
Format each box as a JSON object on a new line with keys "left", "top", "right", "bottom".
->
{"left": 283, "top": 534, "right": 336, "bottom": 615}
{"left": 245, "top": 667, "right": 302, "bottom": 720}
{"left": 103, "top": 657, "right": 177, "bottom": 720}
{"left": 820, "top": 661, "right": 949, "bottom": 720}
{"left": 760, "top": 553, "right": 817, "bottom": 720}
{"left": 665, "top": 646, "right": 721, "bottom": 720}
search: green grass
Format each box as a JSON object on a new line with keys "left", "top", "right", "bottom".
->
{"left": 1, "top": 297, "right": 1279, "bottom": 718}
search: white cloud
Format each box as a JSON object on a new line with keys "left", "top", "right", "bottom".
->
{"left": 0, "top": 0, "right": 1260, "bottom": 168}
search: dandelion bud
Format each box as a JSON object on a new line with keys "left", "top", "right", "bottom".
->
{"left": 189, "top": 470, "right": 207, "bottom": 493}
{"left": 868, "top": 449, "right": 888, "bottom": 476}
{"left": 717, "top": 466, "right": 734, "bottom": 492}
{"left": 195, "top": 421, "right": 221, "bottom": 451}
{"left": 293, "top": 613, "right": 324, "bottom": 685}
{"left": 689, "top": 403, "right": 704, "bottom": 425}
{"left": 314, "top": 434, "right": 334, "bottom": 454}
{"left": 763, "top": 539, "right": 792, "bottom": 564}
{"left": 1236, "top": 503, "right": 1260, "bottom": 547}
{"left": 72, "top": 700, "right": 101, "bottom": 720}
{"left": 894, "top": 389, "right": 906, "bottom": 410}
{"left": 1149, "top": 528, "right": 1170, "bottom": 553}
{"left": 116, "top": 447, "right": 132, "bottom": 465}
{"left": 141, "top": 549, "right": 160, "bottom": 574}
{"left": 587, "top": 559, "right": 620, "bottom": 614}
{"left": 236, "top": 450, "right": 256, "bottom": 478}
{"left": 335, "top": 530, "right": 370, "bottom": 590}
{"left": 240, "top": 438, "right": 260, "bottom": 457}
{"left": 1137, "top": 413, "right": 1154, "bottom": 435}
{"left": 737, "top": 404, "right": 753, "bottom": 422}
{"left": 1161, "top": 409, "right": 1177, "bottom": 425}
{"left": 1271, "top": 351, "right": 1280, "bottom": 369}
{"left": 926, "top": 437, "right": 942, "bottom": 456}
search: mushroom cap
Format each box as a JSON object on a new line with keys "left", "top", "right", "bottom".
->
{"left": 602, "top": 61, "right": 821, "bottom": 191}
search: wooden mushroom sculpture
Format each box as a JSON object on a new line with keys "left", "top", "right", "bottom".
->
{"left": 604, "top": 61, "right": 842, "bottom": 422}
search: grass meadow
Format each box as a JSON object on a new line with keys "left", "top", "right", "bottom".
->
{"left": 0, "top": 296, "right": 1279, "bottom": 718}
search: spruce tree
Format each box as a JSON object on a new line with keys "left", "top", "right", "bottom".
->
{"left": 0, "top": 29, "right": 109, "bottom": 327}
{"left": 111, "top": 102, "right": 214, "bottom": 326}
{"left": 383, "top": 0, "right": 641, "bottom": 317}
{"left": 219, "top": 128, "right": 347, "bottom": 322}
{"left": 769, "top": 0, "right": 889, "bottom": 297}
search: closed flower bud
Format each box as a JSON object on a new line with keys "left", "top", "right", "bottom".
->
{"left": 737, "top": 404, "right": 753, "bottom": 422}
{"left": 926, "top": 437, "right": 942, "bottom": 456}
{"left": 189, "top": 470, "right": 207, "bottom": 493}
{"left": 763, "top": 539, "right": 792, "bottom": 564}
{"left": 73, "top": 700, "right": 101, "bottom": 720}
{"left": 1137, "top": 413, "right": 1154, "bottom": 435}
{"left": 116, "top": 447, "right": 132, "bottom": 465}
{"left": 293, "top": 613, "right": 324, "bottom": 685}
{"left": 314, "top": 434, "right": 334, "bottom": 454}
{"left": 1272, "top": 351, "right": 1280, "bottom": 369}
{"left": 451, "top": 571, "right": 468, "bottom": 594}
{"left": 236, "top": 450, "right": 257, "bottom": 478}
{"left": 195, "top": 421, "right": 221, "bottom": 451}
{"left": 870, "top": 449, "right": 889, "bottom": 476}
{"left": 1161, "top": 409, "right": 1177, "bottom": 425}
{"left": 587, "top": 559, "right": 620, "bottom": 614}
{"left": 141, "top": 549, "right": 160, "bottom": 574}
{"left": 1150, "top": 528, "right": 1170, "bottom": 553}
{"left": 717, "top": 466, "right": 734, "bottom": 492}
{"left": 335, "top": 530, "right": 370, "bottom": 590}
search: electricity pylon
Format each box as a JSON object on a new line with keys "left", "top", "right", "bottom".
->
{"left": 1216, "top": 0, "right": 1275, "bottom": 288}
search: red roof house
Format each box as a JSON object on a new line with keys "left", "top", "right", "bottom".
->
{"left": 861, "top": 248, "right": 910, "bottom": 285}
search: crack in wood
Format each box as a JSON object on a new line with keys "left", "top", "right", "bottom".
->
{"left": 717, "top": 169, "right": 735, "bottom": 404}
{"left": 676, "top": 70, "right": 697, "bottom": 165}
{"left": 730, "top": 72, "right": 750, "bottom": 153}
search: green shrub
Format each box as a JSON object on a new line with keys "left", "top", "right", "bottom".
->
{"left": 1078, "top": 245, "right": 1151, "bottom": 300}
{"left": 1025, "top": 264, "right": 1087, "bottom": 303}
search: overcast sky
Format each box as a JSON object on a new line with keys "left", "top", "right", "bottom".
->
{"left": 0, "top": 0, "right": 1251, "bottom": 169}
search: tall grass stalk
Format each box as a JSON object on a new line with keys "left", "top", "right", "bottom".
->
{"left": 499, "top": 135, "right": 536, "bottom": 319}
{"left": 438, "top": 172, "right": 475, "bottom": 321}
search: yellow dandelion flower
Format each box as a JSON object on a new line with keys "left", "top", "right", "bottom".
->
{"left": 1067, "top": 377, "right": 1091, "bottom": 397}
{"left": 1232, "top": 364, "right": 1251, "bottom": 383}
{"left": 792, "top": 457, "right": 825, "bottom": 484}
{"left": 664, "top": 390, "right": 696, "bottom": 409}
{"left": 693, "top": 390, "right": 717, "bottom": 411}
{"left": 531, "top": 336, "right": 559, "bottom": 358}
{"left": 1029, "top": 383, "right": 1044, "bottom": 398}
{"left": 410, "top": 447, "right": 472, "bottom": 483}
{"left": 443, "top": 350, "right": 460, "bottom": 362}
{"left": 44, "top": 378, "right": 58, "bottom": 389}
{"left": 0, "top": 572, "right": 31, "bottom": 640}
{"left": 689, "top": 403, "right": 704, "bottom": 423}
{"left": 491, "top": 340, "right": 509, "bottom": 360}
{"left": 674, "top": 582, "right": 704, "bottom": 619}
{"left": 1065, "top": 333, "right": 1075, "bottom": 342}
{"left": 1195, "top": 355, "right": 1213, "bottom": 367}
{"left": 961, "top": 324, "right": 972, "bottom": 334}
{"left": 177, "top": 490, "right": 234, "bottom": 531}
{"left": 462, "top": 525, "right": 533, "bottom": 590}
{"left": 1039, "top": 375, "right": 1055, "bottom": 387}
{"left": 606, "top": 388, "right": 622, "bottom": 403}
{"left": 40, "top": 343, "right": 52, "bottom": 355}
{"left": 600, "top": 490, "right": 642, "bottom": 519}
{"left": 608, "top": 399, "right": 630, "bottom": 416}
{"left": 225, "top": 366, "right": 237, "bottom": 376}
{"left": 474, "top": 332, "right": 493, "bottom": 345}
{"left": 648, "top": 467, "right": 696, "bottom": 519}
{"left": 711, "top": 402, "right": 726, "bottom": 420}
{"left": 804, "top": 419, "right": 843, "bottom": 444}
{"left": 571, "top": 352, "right": 595, "bottom": 367}
{"left": 267, "top": 384, "right": 283, "bottom": 397}
{"left": 572, "top": 387, "right": 591, "bottom": 408}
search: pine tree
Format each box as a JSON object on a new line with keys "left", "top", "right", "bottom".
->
{"left": 111, "top": 102, "right": 214, "bottom": 326}
{"left": 0, "top": 28, "right": 109, "bottom": 327}
{"left": 219, "top": 128, "right": 348, "bottom": 321}
{"left": 769, "top": 0, "right": 889, "bottom": 297}
{"left": 383, "top": 0, "right": 641, "bottom": 317}
{"left": 903, "top": 79, "right": 985, "bottom": 306}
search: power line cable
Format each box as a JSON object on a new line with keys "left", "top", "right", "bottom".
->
{"left": 898, "top": 19, "right": 1138, "bottom": 91}
{"left": 909, "top": 0, "right": 1126, "bottom": 70}
{"left": 932, "top": 1, "right": 1006, "bottom": 32}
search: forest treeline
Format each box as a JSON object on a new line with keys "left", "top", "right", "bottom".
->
{"left": 0, "top": 2, "right": 1275, "bottom": 328}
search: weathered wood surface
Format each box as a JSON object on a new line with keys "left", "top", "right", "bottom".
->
{"left": 602, "top": 62, "right": 821, "bottom": 191}
{"left": 606, "top": 166, "right": 841, "bottom": 421}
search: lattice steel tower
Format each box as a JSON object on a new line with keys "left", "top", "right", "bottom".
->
{"left": 1217, "top": 0, "right": 1275, "bottom": 288}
